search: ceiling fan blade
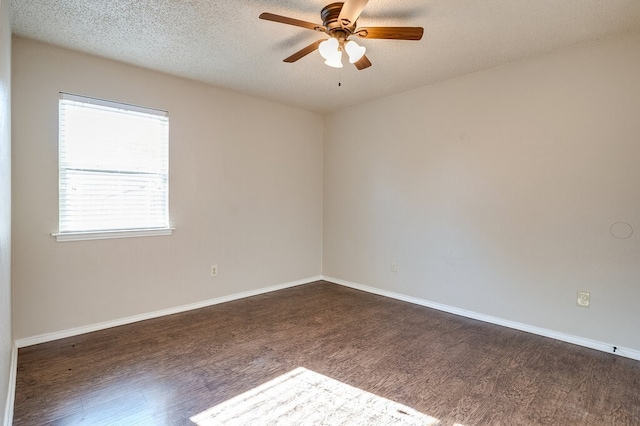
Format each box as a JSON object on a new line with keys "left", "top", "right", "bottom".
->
{"left": 283, "top": 40, "right": 324, "bottom": 63}
{"left": 356, "top": 27, "right": 424, "bottom": 40}
{"left": 259, "top": 12, "right": 324, "bottom": 31}
{"left": 354, "top": 54, "right": 372, "bottom": 70}
{"left": 338, "top": 0, "right": 369, "bottom": 27}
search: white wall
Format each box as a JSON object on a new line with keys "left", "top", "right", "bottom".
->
{"left": 324, "top": 32, "right": 640, "bottom": 352}
{"left": 12, "top": 37, "right": 323, "bottom": 340}
{"left": 0, "top": 0, "right": 12, "bottom": 422}
{"left": 10, "top": 26, "right": 640, "bottom": 359}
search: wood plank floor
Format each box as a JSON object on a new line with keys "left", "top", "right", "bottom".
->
{"left": 13, "top": 281, "right": 640, "bottom": 425}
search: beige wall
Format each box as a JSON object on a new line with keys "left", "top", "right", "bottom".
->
{"left": 0, "top": 0, "right": 12, "bottom": 422}
{"left": 10, "top": 26, "right": 640, "bottom": 359}
{"left": 12, "top": 37, "right": 323, "bottom": 340}
{"left": 324, "top": 32, "right": 640, "bottom": 352}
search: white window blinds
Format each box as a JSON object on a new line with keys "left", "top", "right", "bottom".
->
{"left": 58, "top": 93, "right": 170, "bottom": 235}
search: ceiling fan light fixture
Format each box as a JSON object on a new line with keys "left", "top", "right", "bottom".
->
{"left": 319, "top": 38, "right": 339, "bottom": 60}
{"left": 345, "top": 40, "right": 366, "bottom": 63}
{"left": 319, "top": 37, "right": 343, "bottom": 68}
{"left": 324, "top": 50, "right": 343, "bottom": 68}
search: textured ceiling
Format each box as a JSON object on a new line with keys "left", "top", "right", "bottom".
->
{"left": 11, "top": 0, "right": 640, "bottom": 114}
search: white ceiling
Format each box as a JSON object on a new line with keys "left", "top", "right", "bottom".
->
{"left": 11, "top": 0, "right": 640, "bottom": 114}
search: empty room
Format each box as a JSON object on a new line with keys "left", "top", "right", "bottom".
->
{"left": 2, "top": 0, "right": 640, "bottom": 425}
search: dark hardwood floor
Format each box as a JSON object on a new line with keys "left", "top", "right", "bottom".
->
{"left": 13, "top": 281, "right": 640, "bottom": 425}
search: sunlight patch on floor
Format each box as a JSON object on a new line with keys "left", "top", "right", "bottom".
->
{"left": 191, "top": 367, "right": 441, "bottom": 425}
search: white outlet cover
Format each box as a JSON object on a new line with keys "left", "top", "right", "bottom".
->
{"left": 577, "top": 291, "right": 590, "bottom": 307}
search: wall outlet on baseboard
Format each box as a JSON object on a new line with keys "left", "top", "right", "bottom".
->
{"left": 577, "top": 291, "right": 590, "bottom": 308}
{"left": 211, "top": 265, "right": 218, "bottom": 277}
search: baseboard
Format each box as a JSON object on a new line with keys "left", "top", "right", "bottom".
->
{"left": 324, "top": 276, "right": 640, "bottom": 362}
{"left": 15, "top": 275, "right": 640, "bottom": 362}
{"left": 3, "top": 344, "right": 17, "bottom": 426}
{"left": 15, "top": 276, "right": 322, "bottom": 348}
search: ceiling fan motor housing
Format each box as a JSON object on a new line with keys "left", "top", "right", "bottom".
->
{"left": 322, "top": 2, "right": 356, "bottom": 34}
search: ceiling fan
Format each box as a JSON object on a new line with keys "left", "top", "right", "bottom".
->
{"left": 259, "top": 0, "right": 423, "bottom": 70}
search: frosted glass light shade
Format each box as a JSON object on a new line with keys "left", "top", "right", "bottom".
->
{"left": 319, "top": 38, "right": 343, "bottom": 68}
{"left": 324, "top": 50, "right": 343, "bottom": 68}
{"left": 345, "top": 40, "right": 366, "bottom": 63}
{"left": 319, "top": 38, "right": 339, "bottom": 60}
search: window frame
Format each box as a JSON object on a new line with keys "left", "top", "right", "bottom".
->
{"left": 53, "top": 93, "right": 173, "bottom": 242}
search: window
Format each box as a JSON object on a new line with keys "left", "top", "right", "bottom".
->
{"left": 55, "top": 93, "right": 172, "bottom": 241}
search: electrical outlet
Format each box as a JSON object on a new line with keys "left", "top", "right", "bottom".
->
{"left": 211, "top": 265, "right": 218, "bottom": 277}
{"left": 391, "top": 262, "right": 398, "bottom": 273}
{"left": 577, "top": 291, "right": 590, "bottom": 308}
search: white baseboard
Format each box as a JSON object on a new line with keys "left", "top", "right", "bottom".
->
{"left": 324, "top": 276, "right": 640, "bottom": 362}
{"left": 15, "top": 276, "right": 322, "bottom": 348}
{"left": 3, "top": 344, "right": 16, "bottom": 426}
{"left": 14, "top": 275, "right": 640, "bottom": 363}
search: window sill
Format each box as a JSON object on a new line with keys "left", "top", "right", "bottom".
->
{"left": 52, "top": 228, "right": 174, "bottom": 242}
